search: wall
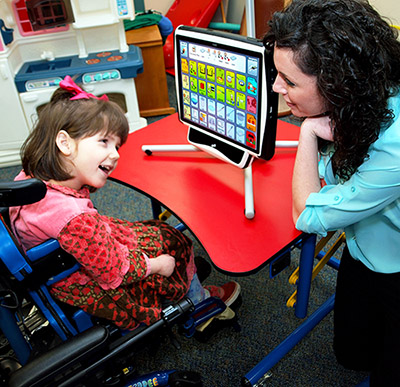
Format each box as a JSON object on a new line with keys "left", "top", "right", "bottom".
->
{"left": 370, "top": 0, "right": 400, "bottom": 26}
{"left": 144, "top": 0, "right": 174, "bottom": 14}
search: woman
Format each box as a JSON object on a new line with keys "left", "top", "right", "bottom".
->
{"left": 264, "top": 0, "right": 400, "bottom": 385}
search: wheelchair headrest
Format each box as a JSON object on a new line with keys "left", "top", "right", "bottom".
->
{"left": 0, "top": 179, "right": 46, "bottom": 207}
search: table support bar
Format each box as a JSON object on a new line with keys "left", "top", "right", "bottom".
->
{"left": 242, "top": 294, "right": 335, "bottom": 387}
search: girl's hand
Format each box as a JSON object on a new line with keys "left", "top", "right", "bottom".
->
{"left": 301, "top": 116, "right": 334, "bottom": 142}
{"left": 149, "top": 254, "right": 175, "bottom": 277}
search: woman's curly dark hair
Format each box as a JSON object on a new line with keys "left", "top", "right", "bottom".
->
{"left": 264, "top": 0, "right": 400, "bottom": 181}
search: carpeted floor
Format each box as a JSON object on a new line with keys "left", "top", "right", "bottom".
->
{"left": 0, "top": 75, "right": 369, "bottom": 386}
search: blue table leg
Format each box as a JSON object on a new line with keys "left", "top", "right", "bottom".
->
{"left": 151, "top": 199, "right": 162, "bottom": 219}
{"left": 242, "top": 233, "right": 334, "bottom": 386}
{"left": 295, "top": 234, "right": 317, "bottom": 319}
{"left": 242, "top": 294, "right": 335, "bottom": 386}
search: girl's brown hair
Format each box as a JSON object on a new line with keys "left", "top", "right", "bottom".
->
{"left": 21, "top": 86, "right": 129, "bottom": 181}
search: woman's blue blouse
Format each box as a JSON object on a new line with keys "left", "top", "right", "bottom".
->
{"left": 296, "top": 94, "right": 400, "bottom": 273}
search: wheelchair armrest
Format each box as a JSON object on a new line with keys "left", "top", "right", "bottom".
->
{"left": 25, "top": 240, "right": 80, "bottom": 287}
{"left": 0, "top": 179, "right": 46, "bottom": 207}
{"left": 26, "top": 239, "right": 62, "bottom": 262}
{"left": 8, "top": 325, "right": 109, "bottom": 387}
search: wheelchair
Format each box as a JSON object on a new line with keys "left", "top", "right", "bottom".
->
{"left": 0, "top": 178, "right": 230, "bottom": 387}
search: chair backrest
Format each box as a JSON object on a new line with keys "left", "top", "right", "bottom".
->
{"left": 0, "top": 179, "right": 47, "bottom": 280}
{"left": 0, "top": 215, "right": 33, "bottom": 281}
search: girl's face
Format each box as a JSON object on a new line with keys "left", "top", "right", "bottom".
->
{"left": 59, "top": 130, "right": 122, "bottom": 191}
{"left": 273, "top": 46, "right": 326, "bottom": 117}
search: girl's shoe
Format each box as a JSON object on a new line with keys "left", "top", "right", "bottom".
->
{"left": 204, "top": 281, "right": 241, "bottom": 307}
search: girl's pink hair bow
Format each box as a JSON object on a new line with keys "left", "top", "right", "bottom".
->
{"left": 59, "top": 76, "right": 109, "bottom": 101}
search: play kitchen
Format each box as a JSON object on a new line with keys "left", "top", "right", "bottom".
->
{"left": 0, "top": 0, "right": 146, "bottom": 167}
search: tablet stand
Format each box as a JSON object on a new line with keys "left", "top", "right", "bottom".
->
{"left": 141, "top": 140, "right": 298, "bottom": 220}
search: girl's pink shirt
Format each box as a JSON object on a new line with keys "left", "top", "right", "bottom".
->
{"left": 10, "top": 171, "right": 98, "bottom": 249}
{"left": 9, "top": 171, "right": 134, "bottom": 290}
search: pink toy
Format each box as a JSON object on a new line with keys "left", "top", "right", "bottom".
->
{"left": 163, "top": 0, "right": 221, "bottom": 73}
{"left": 12, "top": 0, "right": 69, "bottom": 36}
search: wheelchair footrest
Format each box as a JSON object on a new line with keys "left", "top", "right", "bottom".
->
{"left": 8, "top": 325, "right": 109, "bottom": 387}
{"left": 181, "top": 297, "right": 241, "bottom": 342}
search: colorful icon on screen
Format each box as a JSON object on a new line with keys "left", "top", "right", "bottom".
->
{"left": 181, "top": 58, "right": 188, "bottom": 74}
{"left": 192, "top": 108, "right": 199, "bottom": 123}
{"left": 226, "top": 89, "right": 235, "bottom": 106}
{"left": 217, "top": 119, "right": 225, "bottom": 134}
{"left": 209, "top": 115, "right": 216, "bottom": 130}
{"left": 236, "top": 111, "right": 245, "bottom": 127}
{"left": 247, "top": 78, "right": 257, "bottom": 95}
{"left": 207, "top": 66, "right": 215, "bottom": 82}
{"left": 217, "top": 102, "right": 225, "bottom": 119}
{"left": 199, "top": 95, "right": 207, "bottom": 111}
{"left": 237, "top": 74, "right": 246, "bottom": 92}
{"left": 236, "top": 92, "right": 246, "bottom": 110}
{"left": 200, "top": 111, "right": 207, "bottom": 126}
{"left": 182, "top": 74, "right": 189, "bottom": 90}
{"left": 236, "top": 127, "right": 245, "bottom": 144}
{"left": 199, "top": 80, "right": 206, "bottom": 96}
{"left": 180, "top": 42, "right": 188, "bottom": 57}
{"left": 246, "top": 131, "right": 256, "bottom": 148}
{"left": 207, "top": 83, "right": 215, "bottom": 99}
{"left": 246, "top": 114, "right": 256, "bottom": 132}
{"left": 190, "top": 60, "right": 197, "bottom": 76}
{"left": 208, "top": 99, "right": 216, "bottom": 115}
{"left": 248, "top": 58, "right": 258, "bottom": 76}
{"left": 184, "top": 105, "right": 191, "bottom": 119}
{"left": 226, "top": 123, "right": 235, "bottom": 139}
{"left": 198, "top": 63, "right": 206, "bottom": 79}
{"left": 216, "top": 68, "right": 225, "bottom": 85}
{"left": 247, "top": 96, "right": 257, "bottom": 114}
{"left": 190, "top": 77, "right": 198, "bottom": 92}
{"left": 183, "top": 89, "right": 190, "bottom": 104}
{"left": 226, "top": 71, "right": 235, "bottom": 89}
{"left": 217, "top": 86, "right": 225, "bottom": 103}
{"left": 226, "top": 106, "right": 235, "bottom": 123}
{"left": 191, "top": 93, "right": 198, "bottom": 108}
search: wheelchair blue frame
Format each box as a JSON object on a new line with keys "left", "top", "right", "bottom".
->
{"left": 0, "top": 220, "right": 91, "bottom": 345}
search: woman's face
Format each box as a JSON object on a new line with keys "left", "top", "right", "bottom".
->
{"left": 273, "top": 46, "right": 326, "bottom": 117}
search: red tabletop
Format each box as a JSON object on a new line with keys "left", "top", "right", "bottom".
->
{"left": 111, "top": 113, "right": 301, "bottom": 275}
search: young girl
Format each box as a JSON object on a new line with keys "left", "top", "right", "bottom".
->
{"left": 10, "top": 76, "right": 240, "bottom": 330}
{"left": 265, "top": 0, "right": 400, "bottom": 385}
